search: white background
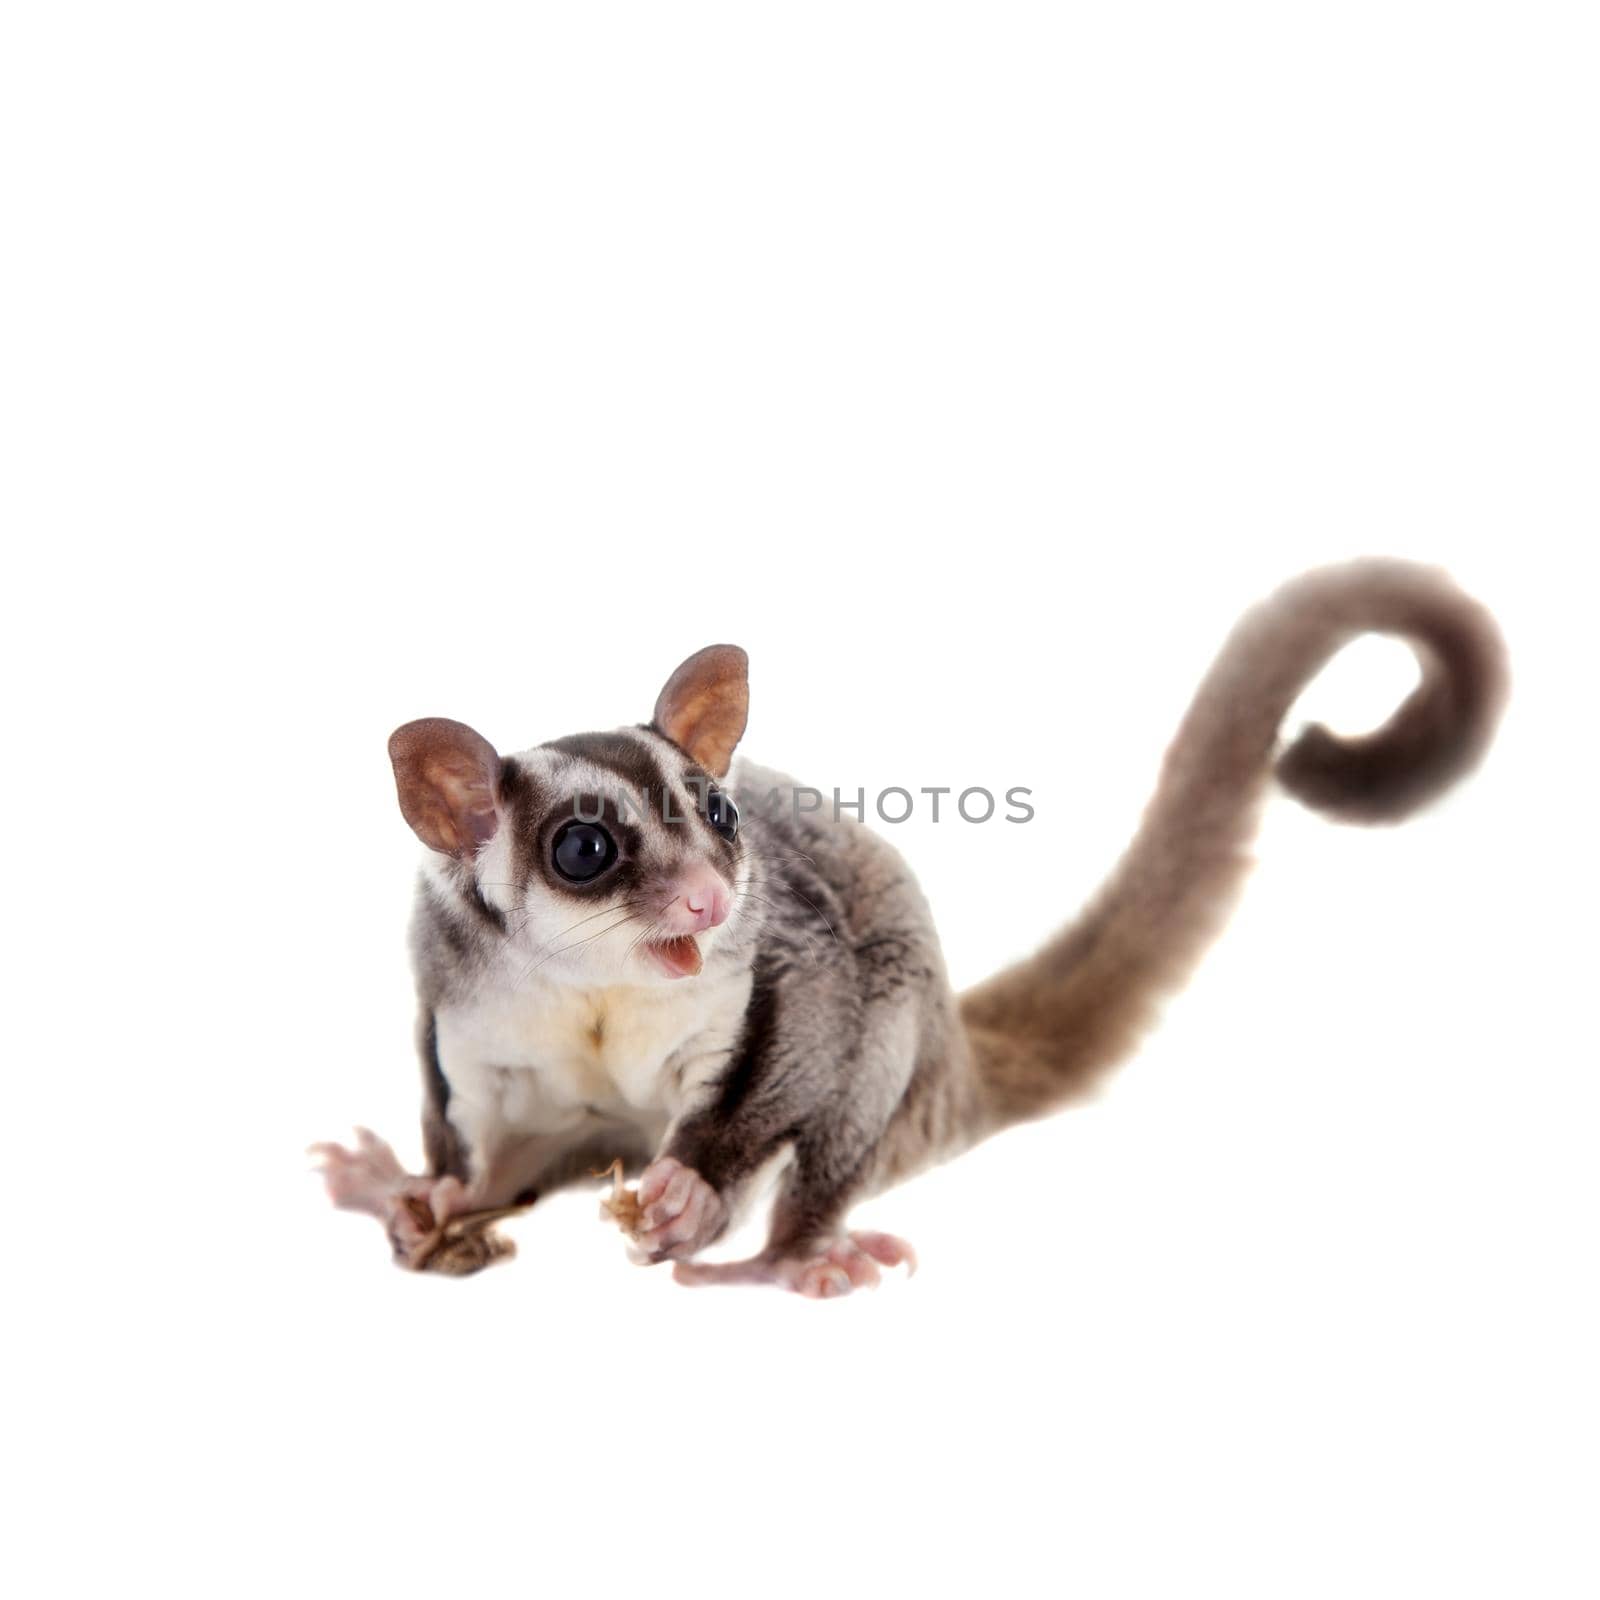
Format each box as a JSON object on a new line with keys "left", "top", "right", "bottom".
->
{"left": 4, "top": 4, "right": 1596, "bottom": 1596}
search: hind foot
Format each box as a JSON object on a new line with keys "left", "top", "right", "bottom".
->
{"left": 672, "top": 1230, "right": 917, "bottom": 1298}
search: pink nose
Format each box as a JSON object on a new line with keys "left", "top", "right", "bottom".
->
{"left": 678, "top": 869, "right": 731, "bottom": 933}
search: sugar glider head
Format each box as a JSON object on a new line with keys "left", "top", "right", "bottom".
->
{"left": 388, "top": 645, "right": 752, "bottom": 985}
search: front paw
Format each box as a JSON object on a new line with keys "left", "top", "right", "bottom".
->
{"left": 310, "top": 1131, "right": 501, "bottom": 1273}
{"left": 629, "top": 1156, "right": 726, "bottom": 1262}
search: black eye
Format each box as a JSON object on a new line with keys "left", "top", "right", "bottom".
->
{"left": 705, "top": 788, "right": 739, "bottom": 841}
{"left": 552, "top": 821, "right": 617, "bottom": 882}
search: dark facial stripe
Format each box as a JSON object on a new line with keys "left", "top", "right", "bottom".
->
{"left": 425, "top": 863, "right": 506, "bottom": 940}
{"left": 464, "top": 878, "right": 507, "bottom": 935}
{"left": 496, "top": 755, "right": 548, "bottom": 889}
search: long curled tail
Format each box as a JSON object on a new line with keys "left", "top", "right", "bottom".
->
{"left": 961, "top": 559, "right": 1509, "bottom": 1130}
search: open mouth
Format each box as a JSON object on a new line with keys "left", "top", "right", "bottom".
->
{"left": 645, "top": 934, "right": 703, "bottom": 979}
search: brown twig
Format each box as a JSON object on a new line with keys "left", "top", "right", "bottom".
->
{"left": 405, "top": 1198, "right": 535, "bottom": 1275}
{"left": 595, "top": 1158, "right": 643, "bottom": 1239}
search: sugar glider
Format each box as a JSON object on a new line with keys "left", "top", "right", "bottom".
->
{"left": 313, "top": 560, "right": 1507, "bottom": 1295}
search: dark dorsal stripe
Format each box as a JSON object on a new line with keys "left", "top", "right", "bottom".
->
{"left": 543, "top": 729, "right": 677, "bottom": 810}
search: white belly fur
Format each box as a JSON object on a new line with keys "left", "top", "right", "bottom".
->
{"left": 435, "top": 970, "right": 752, "bottom": 1175}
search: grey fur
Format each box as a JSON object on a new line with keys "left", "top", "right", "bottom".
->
{"left": 341, "top": 559, "right": 1506, "bottom": 1283}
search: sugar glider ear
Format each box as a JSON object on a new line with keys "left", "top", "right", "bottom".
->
{"left": 388, "top": 718, "right": 502, "bottom": 858}
{"left": 651, "top": 644, "right": 749, "bottom": 778}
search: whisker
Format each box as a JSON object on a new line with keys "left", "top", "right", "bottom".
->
{"left": 779, "top": 882, "right": 839, "bottom": 943}
{"left": 737, "top": 876, "right": 839, "bottom": 946}
{"left": 750, "top": 850, "right": 819, "bottom": 868}
{"left": 505, "top": 897, "right": 649, "bottom": 948}
{"left": 513, "top": 908, "right": 647, "bottom": 986}
{"left": 622, "top": 892, "right": 682, "bottom": 960}
{"left": 733, "top": 889, "right": 824, "bottom": 964}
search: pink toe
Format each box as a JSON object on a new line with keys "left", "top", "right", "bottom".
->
{"left": 831, "top": 1245, "right": 881, "bottom": 1290}
{"left": 638, "top": 1158, "right": 681, "bottom": 1208}
{"left": 655, "top": 1166, "right": 697, "bottom": 1221}
{"left": 851, "top": 1231, "right": 917, "bottom": 1274}
{"left": 800, "top": 1264, "right": 852, "bottom": 1299}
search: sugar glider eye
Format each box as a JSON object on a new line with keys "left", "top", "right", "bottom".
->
{"left": 552, "top": 820, "right": 617, "bottom": 882}
{"left": 705, "top": 787, "right": 739, "bottom": 841}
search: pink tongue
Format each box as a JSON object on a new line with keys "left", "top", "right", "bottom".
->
{"left": 655, "top": 935, "right": 703, "bottom": 978}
